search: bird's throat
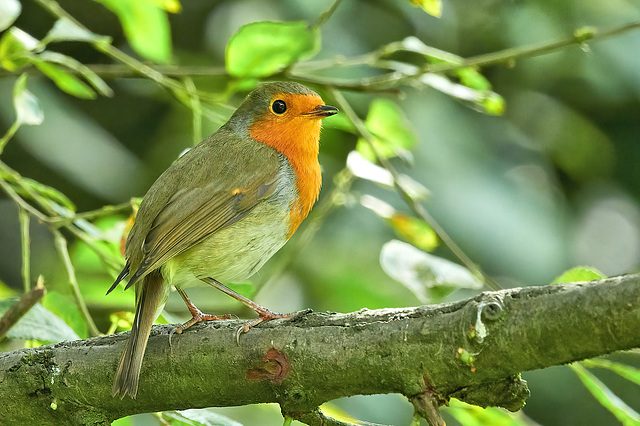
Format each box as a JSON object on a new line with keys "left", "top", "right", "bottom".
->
{"left": 249, "top": 117, "right": 322, "bottom": 237}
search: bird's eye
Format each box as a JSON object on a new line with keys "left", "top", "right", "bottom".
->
{"left": 272, "top": 100, "right": 287, "bottom": 114}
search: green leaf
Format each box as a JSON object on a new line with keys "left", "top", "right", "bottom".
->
{"left": 0, "top": 300, "right": 80, "bottom": 342}
{"left": 356, "top": 98, "right": 416, "bottom": 162}
{"left": 570, "top": 363, "right": 640, "bottom": 425}
{"left": 0, "top": 0, "right": 21, "bottom": 32}
{"left": 446, "top": 399, "right": 529, "bottom": 426}
{"left": 226, "top": 21, "right": 320, "bottom": 78}
{"left": 0, "top": 27, "right": 38, "bottom": 71}
{"left": 582, "top": 359, "right": 640, "bottom": 386}
{"left": 96, "top": 0, "right": 172, "bottom": 63}
{"left": 38, "top": 51, "right": 113, "bottom": 97}
{"left": 347, "top": 152, "right": 430, "bottom": 201}
{"left": 41, "top": 291, "right": 88, "bottom": 339}
{"left": 360, "top": 195, "right": 436, "bottom": 250}
{"left": 388, "top": 214, "right": 438, "bottom": 252}
{"left": 420, "top": 73, "right": 506, "bottom": 116}
{"left": 551, "top": 266, "right": 606, "bottom": 284}
{"left": 34, "top": 59, "right": 97, "bottom": 99}
{"left": 407, "top": 0, "right": 442, "bottom": 18}
{"left": 13, "top": 74, "right": 44, "bottom": 126}
{"left": 380, "top": 240, "right": 482, "bottom": 303}
{"left": 164, "top": 409, "right": 243, "bottom": 426}
{"left": 44, "top": 17, "right": 112, "bottom": 48}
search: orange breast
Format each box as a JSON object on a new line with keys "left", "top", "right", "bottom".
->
{"left": 249, "top": 94, "right": 323, "bottom": 238}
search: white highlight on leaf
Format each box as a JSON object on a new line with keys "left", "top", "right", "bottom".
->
{"left": 347, "top": 151, "right": 429, "bottom": 201}
{"left": 380, "top": 240, "right": 482, "bottom": 303}
{"left": 0, "top": 0, "right": 21, "bottom": 32}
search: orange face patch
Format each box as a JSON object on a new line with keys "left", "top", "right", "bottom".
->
{"left": 249, "top": 92, "right": 326, "bottom": 237}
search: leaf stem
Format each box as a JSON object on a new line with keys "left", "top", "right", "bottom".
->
{"left": 312, "top": 0, "right": 344, "bottom": 29}
{"left": 0, "top": 121, "right": 21, "bottom": 156}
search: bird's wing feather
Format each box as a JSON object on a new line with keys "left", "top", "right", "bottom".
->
{"left": 123, "top": 132, "right": 282, "bottom": 288}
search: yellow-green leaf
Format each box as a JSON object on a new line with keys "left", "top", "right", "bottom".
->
{"left": 356, "top": 98, "right": 416, "bottom": 162}
{"left": 0, "top": 27, "right": 38, "bottom": 71}
{"left": 96, "top": 0, "right": 172, "bottom": 63}
{"left": 551, "top": 266, "right": 606, "bottom": 284}
{"left": 408, "top": 0, "right": 442, "bottom": 18}
{"left": 34, "top": 60, "right": 97, "bottom": 99}
{"left": 226, "top": 21, "right": 320, "bottom": 78}
{"left": 388, "top": 213, "right": 438, "bottom": 252}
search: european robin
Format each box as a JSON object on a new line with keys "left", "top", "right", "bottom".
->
{"left": 107, "top": 81, "right": 338, "bottom": 399}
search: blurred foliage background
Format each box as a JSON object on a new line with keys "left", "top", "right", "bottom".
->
{"left": 1, "top": 0, "right": 640, "bottom": 425}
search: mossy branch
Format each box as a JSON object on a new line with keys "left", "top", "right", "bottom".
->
{"left": 0, "top": 275, "right": 637, "bottom": 425}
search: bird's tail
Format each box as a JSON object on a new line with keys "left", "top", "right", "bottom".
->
{"left": 112, "top": 271, "right": 167, "bottom": 399}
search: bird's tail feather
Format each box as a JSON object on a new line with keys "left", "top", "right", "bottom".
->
{"left": 112, "top": 271, "right": 166, "bottom": 399}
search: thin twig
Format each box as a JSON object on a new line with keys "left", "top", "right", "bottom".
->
{"left": 330, "top": 88, "right": 500, "bottom": 290}
{"left": 425, "top": 22, "right": 640, "bottom": 74}
{"left": 312, "top": 0, "right": 344, "bottom": 29}
{"left": 52, "top": 229, "right": 101, "bottom": 337}
{"left": 18, "top": 208, "right": 31, "bottom": 292}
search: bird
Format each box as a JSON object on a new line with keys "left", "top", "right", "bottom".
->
{"left": 107, "top": 81, "right": 338, "bottom": 399}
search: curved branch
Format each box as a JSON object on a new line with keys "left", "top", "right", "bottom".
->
{"left": 0, "top": 275, "right": 638, "bottom": 424}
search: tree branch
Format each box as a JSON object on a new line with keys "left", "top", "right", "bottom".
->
{"left": 0, "top": 275, "right": 637, "bottom": 424}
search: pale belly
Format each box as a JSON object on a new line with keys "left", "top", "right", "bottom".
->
{"left": 160, "top": 201, "right": 290, "bottom": 289}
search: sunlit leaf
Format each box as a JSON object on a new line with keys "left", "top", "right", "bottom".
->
{"left": 0, "top": 0, "right": 21, "bottom": 32}
{"left": 12, "top": 74, "right": 44, "bottom": 126}
{"left": 356, "top": 98, "right": 416, "bottom": 162}
{"left": 446, "top": 398, "right": 529, "bottom": 426}
{"left": 111, "top": 415, "right": 134, "bottom": 426}
{"left": 347, "top": 151, "right": 429, "bottom": 201}
{"left": 407, "top": 0, "right": 442, "bottom": 18}
{"left": 0, "top": 27, "right": 38, "bottom": 71}
{"left": 0, "top": 279, "right": 15, "bottom": 298}
{"left": 42, "top": 291, "right": 87, "bottom": 339}
{"left": 226, "top": 21, "right": 320, "bottom": 78}
{"left": 44, "top": 17, "right": 111, "bottom": 47}
{"left": 34, "top": 59, "right": 97, "bottom": 99}
{"left": 38, "top": 51, "right": 113, "bottom": 97}
{"left": 420, "top": 74, "right": 505, "bottom": 115}
{"left": 0, "top": 300, "right": 80, "bottom": 342}
{"left": 96, "top": 0, "right": 172, "bottom": 63}
{"left": 570, "top": 363, "right": 640, "bottom": 425}
{"left": 360, "top": 196, "right": 437, "bottom": 250}
{"left": 380, "top": 240, "right": 481, "bottom": 303}
{"left": 398, "top": 37, "right": 505, "bottom": 115}
{"left": 389, "top": 214, "right": 438, "bottom": 252}
{"left": 551, "top": 266, "right": 606, "bottom": 284}
{"left": 149, "top": 0, "right": 182, "bottom": 13}
{"left": 323, "top": 112, "right": 356, "bottom": 133}
{"left": 164, "top": 408, "right": 243, "bottom": 426}
{"left": 582, "top": 359, "right": 640, "bottom": 386}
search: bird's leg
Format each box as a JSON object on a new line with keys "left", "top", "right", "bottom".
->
{"left": 200, "top": 277, "right": 292, "bottom": 341}
{"left": 174, "top": 288, "right": 236, "bottom": 334}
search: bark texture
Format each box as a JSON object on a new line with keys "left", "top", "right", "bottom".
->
{"left": 0, "top": 275, "right": 638, "bottom": 425}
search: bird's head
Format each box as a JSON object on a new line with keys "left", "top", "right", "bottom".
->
{"left": 228, "top": 81, "right": 338, "bottom": 159}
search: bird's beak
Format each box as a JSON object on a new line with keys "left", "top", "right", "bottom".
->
{"left": 304, "top": 104, "right": 339, "bottom": 118}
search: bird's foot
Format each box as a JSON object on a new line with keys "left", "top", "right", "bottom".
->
{"left": 175, "top": 308, "right": 237, "bottom": 334}
{"left": 236, "top": 308, "right": 292, "bottom": 344}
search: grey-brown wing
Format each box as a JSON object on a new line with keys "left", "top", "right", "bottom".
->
{"left": 125, "top": 174, "right": 279, "bottom": 288}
